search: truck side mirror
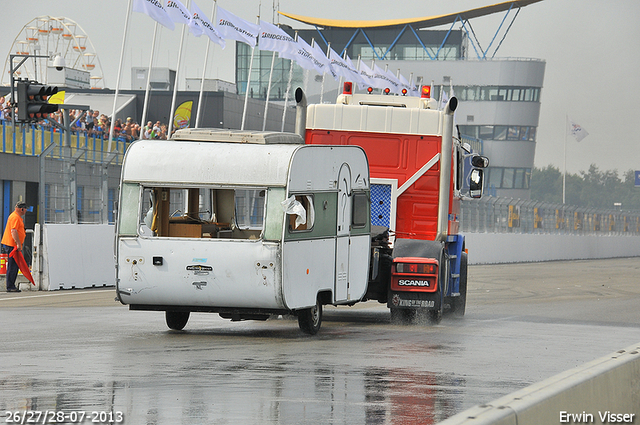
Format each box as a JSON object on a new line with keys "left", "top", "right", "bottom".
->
{"left": 471, "top": 155, "right": 489, "bottom": 168}
{"left": 469, "top": 168, "right": 484, "bottom": 199}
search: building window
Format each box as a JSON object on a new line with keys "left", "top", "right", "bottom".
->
{"left": 502, "top": 168, "right": 515, "bottom": 189}
{"left": 485, "top": 167, "right": 532, "bottom": 189}
{"left": 459, "top": 125, "right": 537, "bottom": 142}
{"left": 454, "top": 85, "right": 540, "bottom": 103}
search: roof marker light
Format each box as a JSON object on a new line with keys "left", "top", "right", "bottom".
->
{"left": 421, "top": 85, "right": 431, "bottom": 99}
{"left": 367, "top": 87, "right": 373, "bottom": 94}
{"left": 343, "top": 82, "right": 353, "bottom": 95}
{"left": 401, "top": 88, "right": 408, "bottom": 96}
{"left": 383, "top": 87, "right": 390, "bottom": 95}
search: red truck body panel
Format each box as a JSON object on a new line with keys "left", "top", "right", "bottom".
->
{"left": 306, "top": 129, "right": 459, "bottom": 241}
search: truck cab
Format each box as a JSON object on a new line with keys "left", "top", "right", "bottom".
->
{"left": 304, "top": 84, "right": 487, "bottom": 322}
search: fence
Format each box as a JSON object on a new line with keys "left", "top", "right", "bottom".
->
{"left": 461, "top": 196, "right": 640, "bottom": 236}
{"left": 1, "top": 120, "right": 131, "bottom": 162}
{"left": 1, "top": 120, "right": 128, "bottom": 224}
{"left": 4, "top": 120, "right": 639, "bottom": 232}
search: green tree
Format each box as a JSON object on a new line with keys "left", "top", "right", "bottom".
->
{"left": 530, "top": 165, "right": 562, "bottom": 203}
{"left": 530, "top": 165, "right": 640, "bottom": 212}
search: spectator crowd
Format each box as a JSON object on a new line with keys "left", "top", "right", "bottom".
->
{"left": 0, "top": 95, "right": 170, "bottom": 142}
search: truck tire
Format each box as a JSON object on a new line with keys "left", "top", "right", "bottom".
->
{"left": 427, "top": 293, "right": 443, "bottom": 323}
{"left": 298, "top": 297, "right": 322, "bottom": 335}
{"left": 451, "top": 252, "right": 468, "bottom": 317}
{"left": 426, "top": 249, "right": 446, "bottom": 324}
{"left": 166, "top": 311, "right": 190, "bottom": 330}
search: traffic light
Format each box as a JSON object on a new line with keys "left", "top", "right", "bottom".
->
{"left": 16, "top": 80, "right": 59, "bottom": 123}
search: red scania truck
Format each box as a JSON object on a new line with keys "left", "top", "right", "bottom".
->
{"left": 302, "top": 84, "right": 487, "bottom": 323}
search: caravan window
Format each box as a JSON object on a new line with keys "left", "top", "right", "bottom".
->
{"left": 136, "top": 186, "right": 265, "bottom": 240}
{"left": 234, "top": 189, "right": 265, "bottom": 230}
{"left": 286, "top": 195, "right": 315, "bottom": 232}
{"left": 352, "top": 192, "right": 369, "bottom": 228}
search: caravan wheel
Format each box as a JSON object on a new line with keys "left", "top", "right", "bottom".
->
{"left": 298, "top": 297, "right": 322, "bottom": 335}
{"left": 166, "top": 311, "right": 190, "bottom": 330}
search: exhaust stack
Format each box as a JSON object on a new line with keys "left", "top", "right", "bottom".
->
{"left": 436, "top": 97, "right": 458, "bottom": 241}
{"left": 295, "top": 87, "right": 307, "bottom": 141}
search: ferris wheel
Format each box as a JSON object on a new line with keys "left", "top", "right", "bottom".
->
{"left": 2, "top": 16, "right": 105, "bottom": 89}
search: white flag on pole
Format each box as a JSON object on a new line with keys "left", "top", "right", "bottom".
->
{"left": 372, "top": 64, "right": 399, "bottom": 92}
{"left": 216, "top": 7, "right": 259, "bottom": 48}
{"left": 258, "top": 20, "right": 297, "bottom": 56}
{"left": 191, "top": 1, "right": 225, "bottom": 48}
{"left": 133, "top": 0, "right": 175, "bottom": 30}
{"left": 279, "top": 38, "right": 317, "bottom": 71}
{"left": 329, "top": 48, "right": 361, "bottom": 84}
{"left": 399, "top": 73, "right": 417, "bottom": 96}
{"left": 310, "top": 40, "right": 336, "bottom": 79}
{"left": 298, "top": 37, "right": 331, "bottom": 75}
{"left": 357, "top": 59, "right": 374, "bottom": 89}
{"left": 344, "top": 55, "right": 364, "bottom": 86}
{"left": 568, "top": 119, "right": 589, "bottom": 142}
{"left": 384, "top": 68, "right": 402, "bottom": 94}
{"left": 166, "top": 0, "right": 202, "bottom": 36}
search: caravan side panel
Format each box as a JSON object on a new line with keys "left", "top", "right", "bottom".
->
{"left": 281, "top": 239, "right": 336, "bottom": 309}
{"left": 118, "top": 238, "right": 284, "bottom": 309}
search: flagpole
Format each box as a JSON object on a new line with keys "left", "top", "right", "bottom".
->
{"left": 313, "top": 40, "right": 324, "bottom": 103}
{"left": 241, "top": 16, "right": 259, "bottom": 131}
{"left": 281, "top": 53, "right": 294, "bottom": 132}
{"left": 281, "top": 31, "right": 297, "bottom": 132}
{"left": 563, "top": 114, "right": 567, "bottom": 204}
{"left": 141, "top": 22, "right": 159, "bottom": 135}
{"left": 262, "top": 50, "right": 276, "bottom": 131}
{"left": 108, "top": 0, "right": 133, "bottom": 152}
{"left": 196, "top": 0, "right": 218, "bottom": 129}
{"left": 167, "top": 0, "right": 190, "bottom": 138}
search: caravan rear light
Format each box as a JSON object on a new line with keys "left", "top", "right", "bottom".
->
{"left": 421, "top": 85, "right": 431, "bottom": 98}
{"left": 343, "top": 82, "right": 353, "bottom": 95}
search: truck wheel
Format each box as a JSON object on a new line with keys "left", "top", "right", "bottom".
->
{"left": 427, "top": 306, "right": 442, "bottom": 324}
{"left": 298, "top": 297, "right": 322, "bottom": 335}
{"left": 451, "top": 252, "right": 468, "bottom": 317}
{"left": 427, "top": 250, "right": 446, "bottom": 324}
{"left": 166, "top": 311, "right": 190, "bottom": 330}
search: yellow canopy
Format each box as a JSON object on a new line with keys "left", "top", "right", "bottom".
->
{"left": 279, "top": 0, "right": 543, "bottom": 29}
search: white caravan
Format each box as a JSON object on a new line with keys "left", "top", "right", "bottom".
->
{"left": 115, "top": 129, "right": 370, "bottom": 334}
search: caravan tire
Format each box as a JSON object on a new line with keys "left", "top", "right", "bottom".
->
{"left": 298, "top": 297, "right": 322, "bottom": 335}
{"left": 166, "top": 311, "right": 190, "bottom": 331}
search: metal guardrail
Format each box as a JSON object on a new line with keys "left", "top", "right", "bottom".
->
{"left": 461, "top": 196, "right": 640, "bottom": 236}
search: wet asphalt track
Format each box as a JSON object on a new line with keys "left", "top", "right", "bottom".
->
{"left": 1, "top": 257, "right": 639, "bottom": 424}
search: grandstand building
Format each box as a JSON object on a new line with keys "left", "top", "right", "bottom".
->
{"left": 236, "top": 0, "right": 545, "bottom": 199}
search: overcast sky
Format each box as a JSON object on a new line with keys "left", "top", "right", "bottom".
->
{"left": 3, "top": 0, "right": 639, "bottom": 176}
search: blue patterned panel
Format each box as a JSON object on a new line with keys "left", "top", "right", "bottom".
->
{"left": 371, "top": 184, "right": 392, "bottom": 227}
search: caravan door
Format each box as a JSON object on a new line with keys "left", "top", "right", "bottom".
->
{"left": 335, "top": 163, "right": 351, "bottom": 302}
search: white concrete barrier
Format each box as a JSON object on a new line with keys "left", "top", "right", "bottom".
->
{"left": 465, "top": 233, "right": 640, "bottom": 264}
{"left": 438, "top": 343, "right": 640, "bottom": 425}
{"left": 41, "top": 224, "right": 115, "bottom": 290}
